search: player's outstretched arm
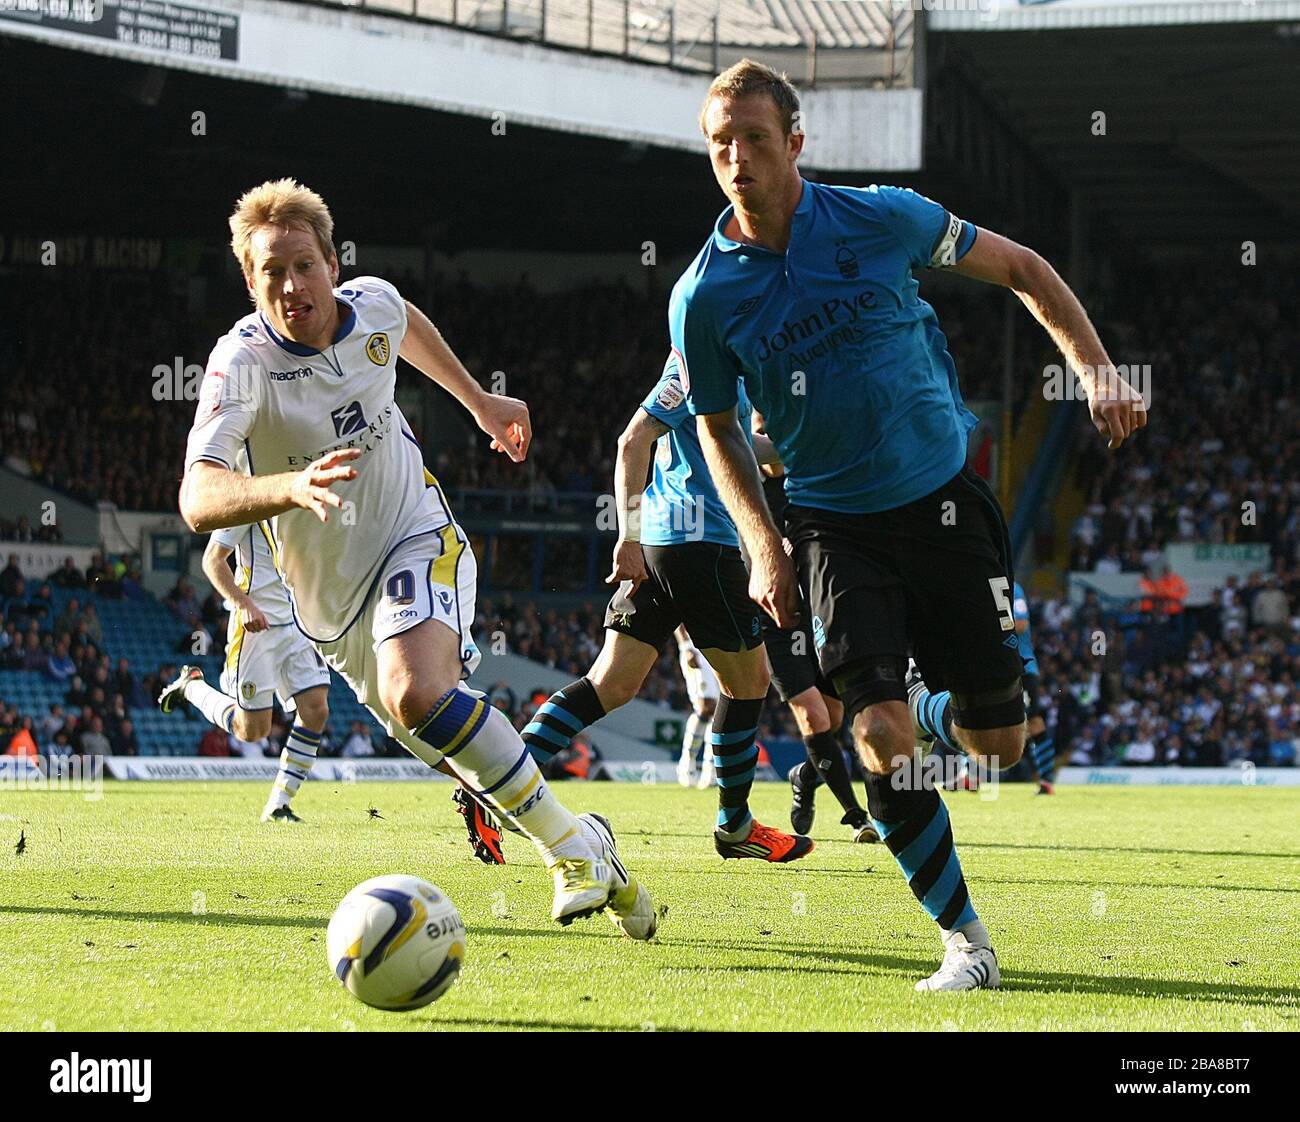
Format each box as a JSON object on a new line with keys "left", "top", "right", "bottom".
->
{"left": 180, "top": 450, "right": 360, "bottom": 534}
{"left": 400, "top": 300, "right": 531, "bottom": 462}
{"left": 201, "top": 538, "right": 268, "bottom": 633}
{"left": 607, "top": 409, "right": 668, "bottom": 592}
{"left": 696, "top": 409, "right": 799, "bottom": 627}
{"left": 953, "top": 227, "right": 1148, "bottom": 449}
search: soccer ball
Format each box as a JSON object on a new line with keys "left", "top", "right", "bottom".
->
{"left": 327, "top": 874, "right": 466, "bottom": 1011}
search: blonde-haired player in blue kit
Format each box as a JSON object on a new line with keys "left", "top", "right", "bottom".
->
{"left": 178, "top": 178, "right": 653, "bottom": 937}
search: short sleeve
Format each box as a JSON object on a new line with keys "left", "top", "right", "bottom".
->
{"left": 874, "top": 185, "right": 976, "bottom": 270}
{"left": 185, "top": 341, "right": 262, "bottom": 472}
{"left": 641, "top": 353, "right": 689, "bottom": 429}
{"left": 341, "top": 275, "right": 408, "bottom": 342}
{"left": 210, "top": 524, "right": 250, "bottom": 551}
{"left": 669, "top": 288, "right": 741, "bottom": 416}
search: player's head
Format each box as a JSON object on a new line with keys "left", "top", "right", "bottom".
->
{"left": 699, "top": 59, "right": 804, "bottom": 214}
{"left": 229, "top": 178, "right": 340, "bottom": 347}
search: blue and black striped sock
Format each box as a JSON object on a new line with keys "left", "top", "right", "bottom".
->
{"left": 520, "top": 678, "right": 605, "bottom": 766}
{"left": 910, "top": 685, "right": 961, "bottom": 752}
{"left": 866, "top": 773, "right": 978, "bottom": 931}
{"left": 712, "top": 696, "right": 763, "bottom": 836}
{"left": 1029, "top": 732, "right": 1056, "bottom": 784}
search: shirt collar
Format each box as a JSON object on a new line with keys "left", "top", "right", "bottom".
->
{"left": 712, "top": 178, "right": 814, "bottom": 255}
{"left": 261, "top": 295, "right": 357, "bottom": 357}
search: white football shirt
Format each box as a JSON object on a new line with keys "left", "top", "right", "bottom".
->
{"left": 210, "top": 522, "right": 292, "bottom": 627}
{"left": 186, "top": 276, "right": 452, "bottom": 642}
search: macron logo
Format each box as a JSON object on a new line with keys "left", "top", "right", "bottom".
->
{"left": 50, "top": 1053, "right": 152, "bottom": 1102}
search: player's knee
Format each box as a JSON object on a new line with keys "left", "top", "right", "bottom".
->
{"left": 790, "top": 690, "right": 831, "bottom": 736}
{"left": 381, "top": 672, "right": 456, "bottom": 732}
{"left": 960, "top": 724, "right": 1026, "bottom": 770}
{"left": 293, "top": 691, "right": 329, "bottom": 731}
{"left": 950, "top": 678, "right": 1026, "bottom": 769}
{"left": 823, "top": 695, "right": 844, "bottom": 734}
{"left": 698, "top": 698, "right": 716, "bottom": 721}
{"left": 850, "top": 702, "right": 913, "bottom": 774}
{"left": 233, "top": 710, "right": 270, "bottom": 743}
{"left": 589, "top": 669, "right": 638, "bottom": 711}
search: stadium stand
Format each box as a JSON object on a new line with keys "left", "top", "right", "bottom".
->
{"left": 4, "top": 257, "right": 1296, "bottom": 766}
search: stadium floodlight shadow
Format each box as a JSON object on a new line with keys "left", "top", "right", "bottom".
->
{"left": 0, "top": 903, "right": 322, "bottom": 929}
{"left": 960, "top": 840, "right": 1300, "bottom": 862}
{"left": 976, "top": 874, "right": 1300, "bottom": 895}
{"left": 427, "top": 1014, "right": 694, "bottom": 1032}
{"left": 0, "top": 906, "right": 639, "bottom": 941}
{"left": 666, "top": 939, "right": 1300, "bottom": 1008}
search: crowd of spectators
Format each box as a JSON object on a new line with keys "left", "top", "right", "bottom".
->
{"left": 1069, "top": 270, "right": 1300, "bottom": 573}
{"left": 1, "top": 265, "right": 1023, "bottom": 524}
{"left": 1032, "top": 564, "right": 1300, "bottom": 769}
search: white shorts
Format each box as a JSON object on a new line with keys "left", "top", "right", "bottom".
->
{"left": 679, "top": 646, "right": 721, "bottom": 709}
{"left": 315, "top": 523, "right": 481, "bottom": 765}
{"left": 222, "top": 621, "right": 330, "bottom": 711}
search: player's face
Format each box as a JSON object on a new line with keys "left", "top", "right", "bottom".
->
{"left": 703, "top": 94, "right": 801, "bottom": 213}
{"left": 245, "top": 225, "right": 340, "bottom": 348}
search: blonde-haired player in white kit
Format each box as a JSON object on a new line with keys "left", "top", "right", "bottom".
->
{"left": 158, "top": 519, "right": 332, "bottom": 823}
{"left": 178, "top": 178, "right": 653, "bottom": 936}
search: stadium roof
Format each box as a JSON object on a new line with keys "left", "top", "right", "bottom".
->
{"left": 930, "top": 19, "right": 1300, "bottom": 248}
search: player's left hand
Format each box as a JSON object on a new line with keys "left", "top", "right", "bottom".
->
{"left": 474, "top": 393, "right": 532, "bottom": 462}
{"left": 1087, "top": 367, "right": 1148, "bottom": 450}
{"left": 606, "top": 539, "right": 649, "bottom": 594}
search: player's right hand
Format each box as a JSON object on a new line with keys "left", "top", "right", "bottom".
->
{"left": 606, "top": 539, "right": 649, "bottom": 595}
{"left": 236, "top": 596, "right": 269, "bottom": 634}
{"left": 751, "top": 545, "right": 800, "bottom": 629}
{"left": 291, "top": 448, "right": 361, "bottom": 522}
{"left": 475, "top": 393, "right": 532, "bottom": 463}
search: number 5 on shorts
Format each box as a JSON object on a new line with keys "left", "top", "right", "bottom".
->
{"left": 988, "top": 577, "right": 1014, "bottom": 632}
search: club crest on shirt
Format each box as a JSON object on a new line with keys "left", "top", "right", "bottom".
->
{"left": 365, "top": 332, "right": 390, "bottom": 366}
{"left": 242, "top": 681, "right": 257, "bottom": 700}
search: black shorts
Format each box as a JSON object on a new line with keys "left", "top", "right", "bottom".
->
{"left": 604, "top": 542, "right": 763, "bottom": 653}
{"left": 785, "top": 467, "right": 1024, "bottom": 705}
{"left": 759, "top": 609, "right": 833, "bottom": 703}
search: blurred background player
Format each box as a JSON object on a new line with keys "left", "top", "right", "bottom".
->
{"left": 522, "top": 353, "right": 812, "bottom": 862}
{"left": 675, "top": 625, "right": 719, "bottom": 788}
{"left": 158, "top": 521, "right": 330, "bottom": 823}
{"left": 179, "top": 179, "right": 652, "bottom": 936}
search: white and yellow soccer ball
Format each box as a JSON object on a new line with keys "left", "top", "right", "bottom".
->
{"left": 327, "top": 874, "right": 466, "bottom": 1011}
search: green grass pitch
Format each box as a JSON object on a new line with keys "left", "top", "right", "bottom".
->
{"left": 1, "top": 781, "right": 1297, "bottom": 1031}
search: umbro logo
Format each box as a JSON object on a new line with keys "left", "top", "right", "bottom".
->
{"left": 731, "top": 296, "right": 760, "bottom": 316}
{"left": 1002, "top": 634, "right": 1020, "bottom": 650}
{"left": 331, "top": 400, "right": 367, "bottom": 437}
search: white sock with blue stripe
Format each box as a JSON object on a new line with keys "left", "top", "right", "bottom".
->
{"left": 414, "top": 688, "right": 592, "bottom": 865}
{"left": 266, "top": 724, "right": 321, "bottom": 810}
{"left": 183, "top": 678, "right": 235, "bottom": 734}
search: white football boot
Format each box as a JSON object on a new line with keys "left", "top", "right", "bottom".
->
{"left": 579, "top": 813, "right": 657, "bottom": 940}
{"left": 915, "top": 929, "right": 1001, "bottom": 992}
{"left": 548, "top": 851, "right": 613, "bottom": 926}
